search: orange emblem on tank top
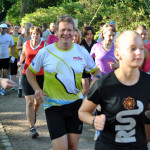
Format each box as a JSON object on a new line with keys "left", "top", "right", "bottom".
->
{"left": 123, "top": 97, "right": 136, "bottom": 110}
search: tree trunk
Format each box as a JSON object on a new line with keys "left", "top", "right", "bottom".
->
{"left": 21, "top": 0, "right": 27, "bottom": 18}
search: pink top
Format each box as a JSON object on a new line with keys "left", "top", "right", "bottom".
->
{"left": 141, "top": 43, "right": 150, "bottom": 72}
{"left": 47, "top": 34, "right": 59, "bottom": 44}
{"left": 90, "top": 42, "right": 115, "bottom": 76}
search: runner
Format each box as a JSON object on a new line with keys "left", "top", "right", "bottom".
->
{"left": 136, "top": 25, "right": 150, "bottom": 143}
{"left": 9, "top": 24, "right": 20, "bottom": 90}
{"left": 80, "top": 25, "right": 97, "bottom": 91}
{"left": 0, "top": 23, "right": 15, "bottom": 95}
{"left": 91, "top": 24, "right": 118, "bottom": 77}
{"left": 90, "top": 23, "right": 118, "bottom": 140}
{"left": 72, "top": 28, "right": 89, "bottom": 96}
{"left": 79, "top": 31, "right": 150, "bottom": 150}
{"left": 49, "top": 22, "right": 55, "bottom": 34}
{"left": 18, "top": 26, "right": 45, "bottom": 139}
{"left": 17, "top": 22, "right": 32, "bottom": 97}
{"left": 26, "top": 14, "right": 101, "bottom": 150}
{"left": 42, "top": 23, "right": 52, "bottom": 42}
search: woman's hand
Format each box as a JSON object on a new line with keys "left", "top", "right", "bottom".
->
{"left": 17, "top": 61, "right": 22, "bottom": 67}
{"left": 94, "top": 114, "right": 106, "bottom": 130}
{"left": 108, "top": 62, "right": 119, "bottom": 69}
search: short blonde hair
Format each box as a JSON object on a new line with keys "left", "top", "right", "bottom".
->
{"left": 114, "top": 30, "right": 141, "bottom": 50}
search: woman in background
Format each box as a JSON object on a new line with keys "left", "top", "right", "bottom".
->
{"left": 18, "top": 26, "right": 45, "bottom": 139}
{"left": 73, "top": 28, "right": 89, "bottom": 96}
{"left": 17, "top": 22, "right": 32, "bottom": 97}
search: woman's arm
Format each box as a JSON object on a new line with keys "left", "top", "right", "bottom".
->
{"left": 17, "top": 35, "right": 23, "bottom": 50}
{"left": 19, "top": 43, "right": 26, "bottom": 64}
{"left": 78, "top": 97, "right": 106, "bottom": 130}
{"left": 26, "top": 68, "right": 46, "bottom": 104}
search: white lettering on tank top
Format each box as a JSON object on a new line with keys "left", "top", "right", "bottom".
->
{"left": 115, "top": 100, "right": 143, "bottom": 143}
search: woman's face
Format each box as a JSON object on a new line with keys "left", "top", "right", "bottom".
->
{"left": 72, "top": 31, "right": 79, "bottom": 44}
{"left": 13, "top": 25, "right": 19, "bottom": 34}
{"left": 31, "top": 31, "right": 41, "bottom": 42}
{"left": 103, "top": 28, "right": 115, "bottom": 43}
{"left": 85, "top": 30, "right": 93, "bottom": 41}
{"left": 116, "top": 32, "right": 144, "bottom": 68}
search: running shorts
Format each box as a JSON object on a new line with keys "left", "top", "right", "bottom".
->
{"left": 45, "top": 99, "right": 83, "bottom": 140}
{"left": 0, "top": 58, "right": 10, "bottom": 70}
{"left": 9, "top": 58, "right": 18, "bottom": 75}
{"left": 22, "top": 74, "right": 44, "bottom": 96}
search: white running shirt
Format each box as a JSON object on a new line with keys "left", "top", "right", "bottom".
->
{"left": 29, "top": 42, "right": 98, "bottom": 109}
{"left": 0, "top": 33, "right": 14, "bottom": 59}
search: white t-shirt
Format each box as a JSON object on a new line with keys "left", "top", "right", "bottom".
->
{"left": 0, "top": 33, "right": 14, "bottom": 59}
{"left": 42, "top": 29, "right": 52, "bottom": 41}
{"left": 29, "top": 42, "right": 98, "bottom": 109}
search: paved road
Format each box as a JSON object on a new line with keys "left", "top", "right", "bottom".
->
{"left": 1, "top": 76, "right": 150, "bottom": 150}
{"left": 0, "top": 76, "right": 95, "bottom": 150}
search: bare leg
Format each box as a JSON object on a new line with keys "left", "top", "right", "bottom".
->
{"left": 52, "top": 133, "right": 81, "bottom": 150}
{"left": 10, "top": 75, "right": 16, "bottom": 82}
{"left": 34, "top": 98, "right": 40, "bottom": 113}
{"left": 25, "top": 95, "right": 35, "bottom": 127}
{"left": 3, "top": 69, "right": 9, "bottom": 78}
{"left": 52, "top": 135, "right": 68, "bottom": 150}
{"left": 68, "top": 133, "right": 81, "bottom": 150}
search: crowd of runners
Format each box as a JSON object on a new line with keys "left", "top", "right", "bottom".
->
{"left": 1, "top": 14, "right": 150, "bottom": 150}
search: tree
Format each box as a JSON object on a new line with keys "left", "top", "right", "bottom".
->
{"left": 21, "top": 0, "right": 27, "bottom": 18}
{"left": 0, "top": 0, "right": 17, "bottom": 22}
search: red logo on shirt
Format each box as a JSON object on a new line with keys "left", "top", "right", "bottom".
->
{"left": 123, "top": 97, "right": 136, "bottom": 110}
{"left": 73, "top": 56, "right": 82, "bottom": 61}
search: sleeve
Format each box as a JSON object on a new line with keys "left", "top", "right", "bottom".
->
{"left": 87, "top": 80, "right": 101, "bottom": 105}
{"left": 84, "top": 49, "right": 98, "bottom": 73}
{"left": 28, "top": 48, "right": 45, "bottom": 74}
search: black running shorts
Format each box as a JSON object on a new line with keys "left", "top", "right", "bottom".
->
{"left": 9, "top": 58, "right": 18, "bottom": 75}
{"left": 22, "top": 74, "right": 44, "bottom": 96}
{"left": 45, "top": 100, "right": 83, "bottom": 140}
{"left": 0, "top": 58, "right": 10, "bottom": 70}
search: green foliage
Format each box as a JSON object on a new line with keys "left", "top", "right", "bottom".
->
{"left": 0, "top": 0, "right": 17, "bottom": 22}
{"left": 5, "top": 1, "right": 21, "bottom": 25}
{"left": 4, "top": 0, "right": 150, "bottom": 34}
{"left": 21, "top": 6, "right": 66, "bottom": 26}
